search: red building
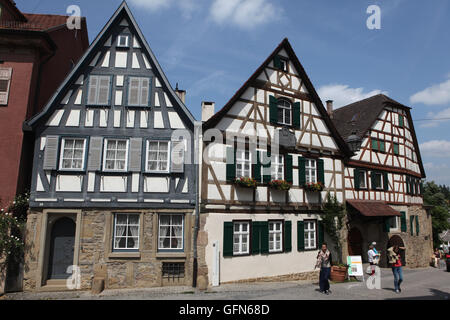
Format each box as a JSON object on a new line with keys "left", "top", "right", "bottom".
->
{"left": 0, "top": 0, "right": 89, "bottom": 208}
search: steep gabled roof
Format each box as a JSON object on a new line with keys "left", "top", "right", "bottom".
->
{"left": 25, "top": 1, "right": 195, "bottom": 128}
{"left": 333, "top": 94, "right": 425, "bottom": 177}
{"left": 203, "top": 38, "right": 352, "bottom": 157}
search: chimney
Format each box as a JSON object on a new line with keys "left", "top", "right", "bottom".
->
{"left": 326, "top": 100, "right": 333, "bottom": 118}
{"left": 201, "top": 101, "right": 215, "bottom": 122}
{"left": 175, "top": 83, "right": 186, "bottom": 104}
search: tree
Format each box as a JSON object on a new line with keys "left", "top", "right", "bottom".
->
{"left": 322, "top": 193, "right": 346, "bottom": 264}
{"left": 423, "top": 182, "right": 450, "bottom": 248}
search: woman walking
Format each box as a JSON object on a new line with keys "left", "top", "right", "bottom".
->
{"left": 315, "top": 242, "right": 332, "bottom": 295}
{"left": 387, "top": 244, "right": 406, "bottom": 293}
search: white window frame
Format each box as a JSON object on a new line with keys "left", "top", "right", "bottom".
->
{"left": 117, "top": 35, "right": 129, "bottom": 48}
{"left": 158, "top": 214, "right": 184, "bottom": 251}
{"left": 113, "top": 213, "right": 140, "bottom": 251}
{"left": 127, "top": 76, "right": 150, "bottom": 107}
{"left": 389, "top": 216, "right": 400, "bottom": 232}
{"left": 102, "top": 138, "right": 129, "bottom": 172}
{"left": 58, "top": 138, "right": 87, "bottom": 171}
{"left": 269, "top": 221, "right": 283, "bottom": 253}
{"left": 305, "top": 159, "right": 317, "bottom": 183}
{"left": 359, "top": 170, "right": 367, "bottom": 189}
{"left": 236, "top": 149, "right": 251, "bottom": 178}
{"left": 277, "top": 98, "right": 292, "bottom": 126}
{"left": 271, "top": 154, "right": 284, "bottom": 180}
{"left": 233, "top": 221, "right": 250, "bottom": 255}
{"left": 304, "top": 220, "right": 317, "bottom": 250}
{"left": 0, "top": 67, "right": 12, "bottom": 106}
{"left": 146, "top": 140, "right": 170, "bottom": 173}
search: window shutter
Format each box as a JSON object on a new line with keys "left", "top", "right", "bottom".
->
{"left": 285, "top": 154, "right": 293, "bottom": 184}
{"left": 297, "top": 221, "right": 305, "bottom": 251}
{"left": 0, "top": 68, "right": 12, "bottom": 105}
{"left": 393, "top": 143, "right": 399, "bottom": 155}
{"left": 318, "top": 221, "right": 324, "bottom": 248}
{"left": 128, "top": 77, "right": 140, "bottom": 106}
{"left": 371, "top": 139, "right": 378, "bottom": 151}
{"left": 269, "top": 95, "right": 278, "bottom": 124}
{"left": 415, "top": 215, "right": 419, "bottom": 236}
{"left": 419, "top": 181, "right": 424, "bottom": 195}
{"left": 262, "top": 151, "right": 271, "bottom": 183}
{"left": 298, "top": 157, "right": 306, "bottom": 186}
{"left": 317, "top": 159, "right": 325, "bottom": 185}
{"left": 223, "top": 222, "right": 233, "bottom": 257}
{"left": 380, "top": 140, "right": 385, "bottom": 152}
{"left": 43, "top": 136, "right": 59, "bottom": 170}
{"left": 171, "top": 139, "right": 185, "bottom": 173}
{"left": 410, "top": 215, "right": 414, "bottom": 236}
{"left": 128, "top": 138, "right": 142, "bottom": 172}
{"left": 98, "top": 76, "right": 111, "bottom": 105}
{"left": 260, "top": 221, "right": 269, "bottom": 254}
{"left": 383, "top": 172, "right": 389, "bottom": 191}
{"left": 251, "top": 221, "right": 260, "bottom": 255}
{"left": 370, "top": 171, "right": 377, "bottom": 190}
{"left": 399, "top": 115, "right": 404, "bottom": 127}
{"left": 87, "top": 136, "right": 103, "bottom": 171}
{"left": 406, "top": 176, "right": 410, "bottom": 194}
{"left": 226, "top": 147, "right": 236, "bottom": 182}
{"left": 284, "top": 221, "right": 292, "bottom": 252}
{"left": 400, "top": 212, "right": 407, "bottom": 232}
{"left": 253, "top": 151, "right": 261, "bottom": 182}
{"left": 87, "top": 75, "right": 98, "bottom": 105}
{"left": 273, "top": 55, "right": 281, "bottom": 69}
{"left": 354, "top": 168, "right": 360, "bottom": 190}
{"left": 292, "top": 102, "right": 301, "bottom": 129}
{"left": 140, "top": 78, "right": 150, "bottom": 106}
{"left": 383, "top": 218, "right": 391, "bottom": 233}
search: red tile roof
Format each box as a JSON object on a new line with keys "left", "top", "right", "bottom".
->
{"left": 0, "top": 13, "right": 69, "bottom": 31}
{"left": 347, "top": 200, "right": 401, "bottom": 217}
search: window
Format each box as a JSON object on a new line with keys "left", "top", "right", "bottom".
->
{"left": 0, "top": 67, "right": 12, "bottom": 105}
{"left": 233, "top": 221, "right": 250, "bottom": 255}
{"left": 103, "top": 139, "right": 128, "bottom": 171}
{"left": 372, "top": 172, "right": 383, "bottom": 190}
{"left": 162, "top": 262, "right": 185, "bottom": 280}
{"left": 304, "top": 221, "right": 317, "bottom": 250}
{"left": 146, "top": 141, "right": 169, "bottom": 172}
{"left": 117, "top": 35, "right": 129, "bottom": 47}
{"left": 269, "top": 221, "right": 283, "bottom": 253}
{"left": 87, "top": 75, "right": 111, "bottom": 106}
{"left": 277, "top": 99, "right": 292, "bottom": 126}
{"left": 399, "top": 115, "right": 404, "bottom": 127}
{"left": 305, "top": 159, "right": 317, "bottom": 183}
{"left": 113, "top": 213, "right": 140, "bottom": 251}
{"left": 359, "top": 170, "right": 367, "bottom": 189}
{"left": 371, "top": 138, "right": 385, "bottom": 152}
{"left": 271, "top": 155, "right": 284, "bottom": 180}
{"left": 158, "top": 214, "right": 184, "bottom": 250}
{"left": 393, "top": 143, "right": 399, "bottom": 155}
{"left": 274, "top": 56, "right": 288, "bottom": 72}
{"left": 59, "top": 138, "right": 86, "bottom": 170}
{"left": 127, "top": 77, "right": 150, "bottom": 107}
{"left": 236, "top": 150, "right": 251, "bottom": 178}
{"left": 389, "top": 217, "right": 400, "bottom": 231}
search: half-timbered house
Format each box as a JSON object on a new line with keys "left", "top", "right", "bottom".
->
{"left": 22, "top": 2, "right": 199, "bottom": 291}
{"left": 196, "top": 38, "right": 353, "bottom": 286}
{"left": 331, "top": 94, "right": 432, "bottom": 268}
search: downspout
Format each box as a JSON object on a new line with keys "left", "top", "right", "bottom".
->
{"left": 192, "top": 121, "right": 202, "bottom": 287}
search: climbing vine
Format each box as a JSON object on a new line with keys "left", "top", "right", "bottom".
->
{"left": 322, "top": 193, "right": 346, "bottom": 263}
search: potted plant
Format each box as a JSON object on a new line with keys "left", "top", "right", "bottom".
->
{"left": 268, "top": 179, "right": 292, "bottom": 191}
{"left": 304, "top": 182, "right": 324, "bottom": 192}
{"left": 330, "top": 263, "right": 349, "bottom": 282}
{"left": 234, "top": 177, "right": 257, "bottom": 189}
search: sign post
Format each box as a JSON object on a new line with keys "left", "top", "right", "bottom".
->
{"left": 347, "top": 256, "right": 364, "bottom": 282}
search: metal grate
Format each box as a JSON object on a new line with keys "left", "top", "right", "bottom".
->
{"left": 162, "top": 262, "right": 185, "bottom": 280}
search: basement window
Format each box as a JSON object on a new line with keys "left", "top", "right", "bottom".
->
{"left": 162, "top": 262, "right": 185, "bottom": 280}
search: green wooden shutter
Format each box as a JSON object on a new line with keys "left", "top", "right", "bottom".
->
{"left": 383, "top": 172, "right": 389, "bottom": 191}
{"left": 410, "top": 215, "right": 414, "bottom": 236}
{"left": 354, "top": 168, "right": 360, "bottom": 190}
{"left": 285, "top": 154, "right": 293, "bottom": 184}
{"left": 393, "top": 143, "right": 399, "bottom": 155}
{"left": 223, "top": 222, "right": 233, "bottom": 257}
{"left": 371, "top": 139, "right": 378, "bottom": 151}
{"left": 400, "top": 212, "right": 407, "bottom": 232}
{"left": 420, "top": 181, "right": 424, "bottom": 195}
{"left": 284, "top": 221, "right": 292, "bottom": 252}
{"left": 292, "top": 102, "right": 301, "bottom": 129}
{"left": 318, "top": 221, "right": 324, "bottom": 248}
{"left": 262, "top": 151, "right": 271, "bottom": 183}
{"left": 273, "top": 55, "right": 282, "bottom": 69}
{"left": 252, "top": 221, "right": 260, "bottom": 254}
{"left": 406, "top": 176, "right": 410, "bottom": 194}
{"left": 399, "top": 115, "right": 404, "bottom": 127}
{"left": 317, "top": 159, "right": 325, "bottom": 185}
{"left": 298, "top": 157, "right": 306, "bottom": 186}
{"left": 297, "top": 221, "right": 305, "bottom": 251}
{"left": 260, "top": 222, "right": 269, "bottom": 254}
{"left": 415, "top": 215, "right": 419, "bottom": 236}
{"left": 380, "top": 140, "right": 386, "bottom": 152}
{"left": 383, "top": 218, "right": 391, "bottom": 233}
{"left": 371, "top": 171, "right": 377, "bottom": 190}
{"left": 226, "top": 147, "right": 236, "bottom": 182}
{"left": 269, "top": 96, "right": 278, "bottom": 124}
{"left": 253, "top": 151, "right": 261, "bottom": 182}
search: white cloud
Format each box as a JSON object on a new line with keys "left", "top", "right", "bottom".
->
{"left": 419, "top": 140, "right": 450, "bottom": 158}
{"left": 317, "top": 84, "right": 387, "bottom": 108}
{"left": 129, "top": 0, "right": 198, "bottom": 18}
{"left": 419, "top": 107, "right": 450, "bottom": 128}
{"left": 410, "top": 78, "right": 450, "bottom": 106}
{"left": 423, "top": 162, "right": 450, "bottom": 185}
{"left": 209, "top": 0, "right": 283, "bottom": 29}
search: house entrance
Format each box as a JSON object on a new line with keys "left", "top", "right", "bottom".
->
{"left": 47, "top": 217, "right": 76, "bottom": 280}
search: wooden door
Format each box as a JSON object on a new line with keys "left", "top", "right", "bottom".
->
{"left": 47, "top": 217, "right": 76, "bottom": 280}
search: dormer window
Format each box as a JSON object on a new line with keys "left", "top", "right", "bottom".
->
{"left": 117, "top": 35, "right": 129, "bottom": 48}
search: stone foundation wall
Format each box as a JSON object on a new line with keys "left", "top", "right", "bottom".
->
{"left": 220, "top": 270, "right": 319, "bottom": 285}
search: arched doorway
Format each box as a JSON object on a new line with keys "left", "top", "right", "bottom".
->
{"left": 47, "top": 217, "right": 76, "bottom": 280}
{"left": 348, "top": 227, "right": 363, "bottom": 256}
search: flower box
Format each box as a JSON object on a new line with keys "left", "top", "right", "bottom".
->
{"left": 268, "top": 179, "right": 292, "bottom": 191}
{"left": 234, "top": 177, "right": 257, "bottom": 189}
{"left": 303, "top": 182, "right": 324, "bottom": 192}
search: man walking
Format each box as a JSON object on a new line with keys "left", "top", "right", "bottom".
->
{"left": 387, "top": 244, "right": 406, "bottom": 293}
{"left": 315, "top": 242, "right": 332, "bottom": 295}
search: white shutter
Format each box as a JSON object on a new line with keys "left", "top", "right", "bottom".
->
{"left": 0, "top": 68, "right": 12, "bottom": 105}
{"left": 43, "top": 136, "right": 59, "bottom": 170}
{"left": 128, "top": 77, "right": 140, "bottom": 106}
{"left": 129, "top": 138, "right": 142, "bottom": 172}
{"left": 97, "top": 76, "right": 111, "bottom": 105}
{"left": 87, "top": 75, "right": 98, "bottom": 105}
{"left": 87, "top": 137, "right": 103, "bottom": 171}
{"left": 140, "top": 78, "right": 149, "bottom": 106}
{"left": 171, "top": 139, "right": 185, "bottom": 173}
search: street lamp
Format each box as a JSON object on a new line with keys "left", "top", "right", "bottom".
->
{"left": 346, "top": 130, "right": 362, "bottom": 153}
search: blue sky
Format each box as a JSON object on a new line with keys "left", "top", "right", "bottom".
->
{"left": 17, "top": 0, "right": 450, "bottom": 184}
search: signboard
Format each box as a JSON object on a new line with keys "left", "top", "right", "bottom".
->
{"left": 347, "top": 256, "right": 363, "bottom": 276}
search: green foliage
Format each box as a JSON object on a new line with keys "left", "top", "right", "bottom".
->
{"left": 423, "top": 182, "right": 450, "bottom": 248}
{"left": 322, "top": 193, "right": 346, "bottom": 263}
